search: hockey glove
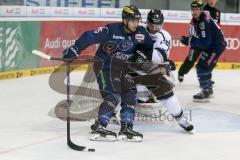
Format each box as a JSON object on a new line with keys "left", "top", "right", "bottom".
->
{"left": 159, "top": 59, "right": 176, "bottom": 71}
{"left": 180, "top": 36, "right": 190, "bottom": 46}
{"left": 166, "top": 59, "right": 176, "bottom": 71}
{"left": 63, "top": 45, "right": 79, "bottom": 59}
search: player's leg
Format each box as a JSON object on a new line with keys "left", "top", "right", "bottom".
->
{"left": 90, "top": 60, "right": 120, "bottom": 141}
{"left": 193, "top": 43, "right": 226, "bottom": 102}
{"left": 193, "top": 50, "right": 214, "bottom": 102}
{"left": 113, "top": 69, "right": 143, "bottom": 141}
{"left": 178, "top": 47, "right": 203, "bottom": 82}
{"left": 135, "top": 73, "right": 194, "bottom": 132}
{"left": 154, "top": 75, "right": 194, "bottom": 132}
{"left": 160, "top": 95, "right": 194, "bottom": 132}
{"left": 118, "top": 90, "right": 143, "bottom": 141}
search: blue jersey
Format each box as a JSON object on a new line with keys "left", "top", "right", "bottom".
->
{"left": 74, "top": 22, "right": 154, "bottom": 70}
{"left": 189, "top": 11, "right": 225, "bottom": 50}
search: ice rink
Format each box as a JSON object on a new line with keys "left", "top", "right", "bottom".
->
{"left": 0, "top": 69, "right": 240, "bottom": 160}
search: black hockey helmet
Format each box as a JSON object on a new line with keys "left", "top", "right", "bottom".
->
{"left": 122, "top": 5, "right": 141, "bottom": 20}
{"left": 191, "top": 0, "right": 204, "bottom": 9}
{"left": 147, "top": 9, "right": 164, "bottom": 25}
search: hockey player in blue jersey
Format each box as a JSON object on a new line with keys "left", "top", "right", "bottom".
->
{"left": 180, "top": 0, "right": 226, "bottom": 102}
{"left": 63, "top": 5, "right": 154, "bottom": 141}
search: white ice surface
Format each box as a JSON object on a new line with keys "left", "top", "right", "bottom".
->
{"left": 0, "top": 69, "right": 240, "bottom": 160}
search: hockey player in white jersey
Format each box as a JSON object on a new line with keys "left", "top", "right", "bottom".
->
{"left": 143, "top": 10, "right": 171, "bottom": 63}
{"left": 139, "top": 9, "right": 174, "bottom": 85}
{"left": 135, "top": 9, "right": 194, "bottom": 132}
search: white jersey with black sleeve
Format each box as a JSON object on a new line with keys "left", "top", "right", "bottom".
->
{"left": 150, "top": 29, "right": 175, "bottom": 84}
{"left": 135, "top": 25, "right": 175, "bottom": 103}
{"left": 151, "top": 29, "right": 172, "bottom": 64}
{"left": 139, "top": 23, "right": 172, "bottom": 63}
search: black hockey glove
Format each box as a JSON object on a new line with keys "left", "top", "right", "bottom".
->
{"left": 159, "top": 59, "right": 176, "bottom": 71}
{"left": 129, "top": 46, "right": 152, "bottom": 65}
{"left": 166, "top": 59, "right": 176, "bottom": 71}
{"left": 63, "top": 45, "right": 79, "bottom": 59}
{"left": 180, "top": 36, "right": 190, "bottom": 46}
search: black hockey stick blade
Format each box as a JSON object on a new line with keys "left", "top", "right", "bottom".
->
{"left": 67, "top": 137, "right": 95, "bottom": 152}
{"left": 66, "top": 116, "right": 85, "bottom": 151}
{"left": 67, "top": 119, "right": 95, "bottom": 152}
{"left": 67, "top": 138, "right": 86, "bottom": 151}
{"left": 67, "top": 136, "right": 95, "bottom": 152}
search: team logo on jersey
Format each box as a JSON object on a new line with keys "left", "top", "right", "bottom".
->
{"left": 199, "top": 22, "right": 205, "bottom": 30}
{"left": 135, "top": 34, "right": 145, "bottom": 42}
{"left": 216, "top": 12, "right": 219, "bottom": 17}
{"left": 118, "top": 39, "right": 133, "bottom": 51}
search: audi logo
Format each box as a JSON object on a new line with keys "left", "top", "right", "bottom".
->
{"left": 171, "top": 37, "right": 240, "bottom": 50}
{"left": 225, "top": 38, "right": 240, "bottom": 50}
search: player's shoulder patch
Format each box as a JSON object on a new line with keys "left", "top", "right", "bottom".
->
{"left": 135, "top": 26, "right": 149, "bottom": 41}
{"left": 100, "top": 22, "right": 122, "bottom": 34}
{"left": 94, "top": 26, "right": 109, "bottom": 34}
{"left": 135, "top": 33, "right": 145, "bottom": 42}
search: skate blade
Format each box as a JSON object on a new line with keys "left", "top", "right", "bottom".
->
{"left": 117, "top": 135, "right": 143, "bottom": 142}
{"left": 193, "top": 98, "right": 210, "bottom": 103}
{"left": 90, "top": 133, "right": 116, "bottom": 142}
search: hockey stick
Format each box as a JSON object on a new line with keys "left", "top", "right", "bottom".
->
{"left": 32, "top": 50, "right": 95, "bottom": 152}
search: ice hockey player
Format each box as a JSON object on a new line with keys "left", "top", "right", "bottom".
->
{"left": 141, "top": 9, "right": 172, "bottom": 80}
{"left": 178, "top": 0, "right": 221, "bottom": 85}
{"left": 62, "top": 5, "right": 154, "bottom": 142}
{"left": 178, "top": 0, "right": 226, "bottom": 102}
{"left": 130, "top": 9, "right": 194, "bottom": 132}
